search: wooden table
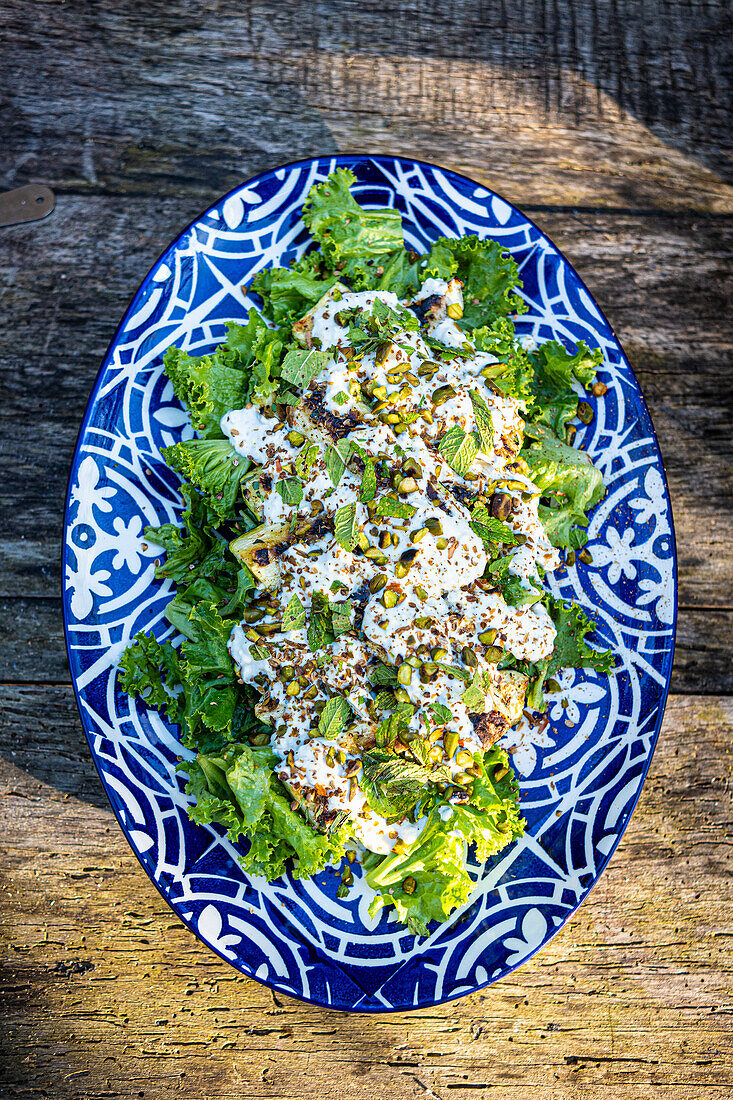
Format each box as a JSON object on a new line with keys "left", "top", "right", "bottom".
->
{"left": 2, "top": 3, "right": 732, "bottom": 1097}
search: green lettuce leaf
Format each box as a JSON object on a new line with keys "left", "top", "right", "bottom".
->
{"left": 524, "top": 431, "right": 604, "bottom": 548}
{"left": 302, "top": 168, "right": 404, "bottom": 288}
{"left": 145, "top": 484, "right": 223, "bottom": 583}
{"left": 162, "top": 438, "right": 253, "bottom": 520}
{"left": 118, "top": 631, "right": 183, "bottom": 722}
{"left": 223, "top": 314, "right": 286, "bottom": 405}
{"left": 524, "top": 598, "right": 615, "bottom": 711}
{"left": 184, "top": 743, "right": 351, "bottom": 880}
{"left": 251, "top": 251, "right": 340, "bottom": 327}
{"left": 365, "top": 745, "right": 524, "bottom": 935}
{"left": 366, "top": 820, "right": 474, "bottom": 936}
{"left": 448, "top": 744, "right": 525, "bottom": 861}
{"left": 164, "top": 576, "right": 230, "bottom": 639}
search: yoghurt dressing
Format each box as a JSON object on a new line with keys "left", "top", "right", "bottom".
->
{"left": 223, "top": 279, "right": 560, "bottom": 856}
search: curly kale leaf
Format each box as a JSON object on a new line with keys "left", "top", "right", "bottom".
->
{"left": 184, "top": 743, "right": 351, "bottom": 880}
{"left": 302, "top": 168, "right": 404, "bottom": 288}
{"left": 118, "top": 631, "right": 183, "bottom": 722}
{"left": 547, "top": 599, "right": 615, "bottom": 679}
{"left": 534, "top": 338, "right": 601, "bottom": 391}
{"left": 470, "top": 318, "right": 536, "bottom": 408}
{"left": 423, "top": 235, "right": 526, "bottom": 329}
{"left": 163, "top": 316, "right": 287, "bottom": 432}
{"left": 525, "top": 339, "right": 603, "bottom": 436}
{"left": 251, "top": 250, "right": 340, "bottom": 328}
{"left": 225, "top": 313, "right": 286, "bottom": 404}
{"left": 524, "top": 598, "right": 615, "bottom": 711}
{"left": 523, "top": 430, "right": 604, "bottom": 548}
{"left": 145, "top": 484, "right": 235, "bottom": 585}
{"left": 422, "top": 239, "right": 459, "bottom": 281}
{"left": 162, "top": 437, "right": 254, "bottom": 521}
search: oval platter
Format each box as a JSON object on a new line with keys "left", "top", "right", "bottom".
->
{"left": 62, "top": 155, "right": 677, "bottom": 1012}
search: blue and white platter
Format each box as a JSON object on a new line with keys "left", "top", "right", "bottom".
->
{"left": 62, "top": 155, "right": 677, "bottom": 1012}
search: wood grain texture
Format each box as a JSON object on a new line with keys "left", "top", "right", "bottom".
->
{"left": 2, "top": 694, "right": 732, "bottom": 1100}
{"left": 2, "top": 1, "right": 732, "bottom": 211}
{"left": 1, "top": 0, "right": 732, "bottom": 1094}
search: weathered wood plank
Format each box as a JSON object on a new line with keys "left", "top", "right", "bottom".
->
{"left": 2, "top": 1, "right": 732, "bottom": 211}
{"left": 0, "top": 200, "right": 731, "bottom": 610}
{"left": 1, "top": 693, "right": 731, "bottom": 1098}
{"left": 0, "top": 598, "right": 69, "bottom": 683}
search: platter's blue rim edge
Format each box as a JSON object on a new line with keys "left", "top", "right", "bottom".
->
{"left": 60, "top": 152, "right": 679, "bottom": 1014}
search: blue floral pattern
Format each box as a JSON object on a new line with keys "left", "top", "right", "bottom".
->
{"left": 62, "top": 155, "right": 676, "bottom": 1012}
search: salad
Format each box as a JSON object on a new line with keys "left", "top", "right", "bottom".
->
{"left": 119, "top": 170, "right": 614, "bottom": 936}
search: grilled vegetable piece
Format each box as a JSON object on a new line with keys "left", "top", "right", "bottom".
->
{"left": 230, "top": 514, "right": 331, "bottom": 590}
{"left": 410, "top": 277, "right": 464, "bottom": 325}
{"left": 230, "top": 524, "right": 289, "bottom": 589}
{"left": 292, "top": 282, "right": 350, "bottom": 347}
{"left": 483, "top": 667, "right": 527, "bottom": 724}
{"left": 286, "top": 389, "right": 368, "bottom": 444}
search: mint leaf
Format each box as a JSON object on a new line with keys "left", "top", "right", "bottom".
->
{"left": 438, "top": 426, "right": 479, "bottom": 477}
{"left": 307, "top": 591, "right": 333, "bottom": 652}
{"left": 330, "top": 599, "right": 353, "bottom": 637}
{"left": 462, "top": 670, "right": 490, "bottom": 712}
{"left": 334, "top": 501, "right": 358, "bottom": 550}
{"left": 470, "top": 503, "right": 519, "bottom": 548}
{"left": 282, "top": 592, "right": 306, "bottom": 631}
{"left": 375, "top": 494, "right": 416, "bottom": 519}
{"left": 430, "top": 702, "right": 453, "bottom": 726}
{"left": 370, "top": 663, "right": 399, "bottom": 686}
{"left": 376, "top": 708, "right": 413, "bottom": 749}
{"left": 360, "top": 749, "right": 447, "bottom": 818}
{"left": 374, "top": 689, "right": 398, "bottom": 711}
{"left": 318, "top": 696, "right": 351, "bottom": 739}
{"left": 469, "top": 389, "right": 495, "bottom": 453}
{"left": 325, "top": 439, "right": 353, "bottom": 487}
{"left": 280, "top": 347, "right": 331, "bottom": 390}
{"left": 433, "top": 662, "right": 471, "bottom": 682}
{"left": 295, "top": 443, "right": 319, "bottom": 479}
{"left": 275, "top": 477, "right": 304, "bottom": 507}
{"left": 359, "top": 458, "right": 377, "bottom": 502}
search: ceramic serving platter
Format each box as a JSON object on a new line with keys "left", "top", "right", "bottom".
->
{"left": 62, "top": 155, "right": 676, "bottom": 1012}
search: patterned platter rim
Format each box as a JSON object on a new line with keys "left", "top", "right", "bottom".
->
{"left": 62, "top": 154, "right": 678, "bottom": 1012}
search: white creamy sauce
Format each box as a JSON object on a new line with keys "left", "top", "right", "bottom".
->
{"left": 224, "top": 278, "right": 563, "bottom": 860}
